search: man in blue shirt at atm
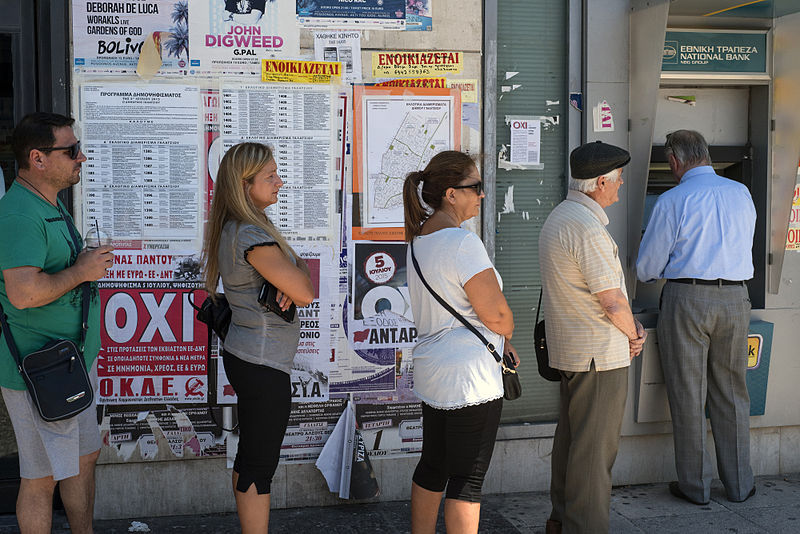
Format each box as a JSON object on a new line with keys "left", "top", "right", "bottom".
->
{"left": 637, "top": 129, "right": 757, "bottom": 505}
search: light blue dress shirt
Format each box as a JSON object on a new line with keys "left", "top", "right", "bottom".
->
{"left": 636, "top": 165, "right": 756, "bottom": 283}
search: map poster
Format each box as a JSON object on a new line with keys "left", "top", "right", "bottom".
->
{"left": 352, "top": 85, "right": 460, "bottom": 241}
{"left": 349, "top": 242, "right": 417, "bottom": 350}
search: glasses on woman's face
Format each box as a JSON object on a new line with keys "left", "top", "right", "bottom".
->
{"left": 451, "top": 181, "right": 483, "bottom": 194}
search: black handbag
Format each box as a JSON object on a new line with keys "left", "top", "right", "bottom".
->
{"left": 535, "top": 288, "right": 561, "bottom": 382}
{"left": 0, "top": 207, "right": 94, "bottom": 422}
{"left": 410, "top": 241, "right": 521, "bottom": 401}
{"left": 190, "top": 290, "right": 232, "bottom": 342}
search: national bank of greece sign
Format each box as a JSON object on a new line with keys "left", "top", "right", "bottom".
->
{"left": 662, "top": 31, "right": 767, "bottom": 73}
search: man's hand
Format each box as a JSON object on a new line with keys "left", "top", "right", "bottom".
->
{"left": 74, "top": 246, "right": 114, "bottom": 282}
{"left": 629, "top": 320, "right": 647, "bottom": 359}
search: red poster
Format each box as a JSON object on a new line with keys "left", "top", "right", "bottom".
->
{"left": 97, "top": 282, "right": 208, "bottom": 404}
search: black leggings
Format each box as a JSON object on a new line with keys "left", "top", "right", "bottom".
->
{"left": 412, "top": 398, "right": 503, "bottom": 502}
{"left": 223, "top": 350, "right": 291, "bottom": 495}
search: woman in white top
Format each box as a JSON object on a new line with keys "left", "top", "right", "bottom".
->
{"left": 403, "top": 150, "right": 518, "bottom": 533}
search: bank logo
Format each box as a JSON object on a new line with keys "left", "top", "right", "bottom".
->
{"left": 663, "top": 40, "right": 678, "bottom": 64}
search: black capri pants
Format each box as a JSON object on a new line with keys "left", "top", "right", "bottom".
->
{"left": 412, "top": 397, "right": 503, "bottom": 502}
{"left": 223, "top": 349, "right": 291, "bottom": 495}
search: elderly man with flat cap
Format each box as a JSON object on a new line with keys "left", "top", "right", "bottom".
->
{"left": 539, "top": 140, "right": 646, "bottom": 534}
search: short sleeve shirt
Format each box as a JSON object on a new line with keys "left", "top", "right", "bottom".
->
{"left": 218, "top": 221, "right": 300, "bottom": 374}
{"left": 407, "top": 228, "right": 504, "bottom": 409}
{"left": 0, "top": 182, "right": 101, "bottom": 390}
{"left": 538, "top": 191, "right": 630, "bottom": 372}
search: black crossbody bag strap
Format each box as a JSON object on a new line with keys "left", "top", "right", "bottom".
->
{"left": 58, "top": 205, "right": 91, "bottom": 351}
{"left": 0, "top": 205, "right": 90, "bottom": 368}
{"left": 535, "top": 287, "right": 543, "bottom": 323}
{"left": 409, "top": 241, "right": 503, "bottom": 363}
{"left": 0, "top": 303, "right": 23, "bottom": 372}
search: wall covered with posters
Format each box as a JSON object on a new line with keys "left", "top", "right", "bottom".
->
{"left": 69, "top": 0, "right": 483, "bottom": 516}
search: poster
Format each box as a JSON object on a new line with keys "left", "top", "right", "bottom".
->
{"left": 72, "top": 0, "right": 188, "bottom": 70}
{"left": 99, "top": 406, "right": 227, "bottom": 462}
{"left": 371, "top": 51, "right": 463, "bottom": 78}
{"left": 297, "top": 0, "right": 406, "bottom": 30}
{"left": 221, "top": 82, "right": 339, "bottom": 241}
{"left": 189, "top": 0, "right": 299, "bottom": 72}
{"left": 355, "top": 401, "right": 422, "bottom": 459}
{"left": 405, "top": 0, "right": 432, "bottom": 32}
{"left": 349, "top": 242, "right": 417, "bottom": 350}
{"left": 79, "top": 82, "right": 203, "bottom": 253}
{"left": 785, "top": 176, "right": 800, "bottom": 251}
{"left": 446, "top": 79, "right": 478, "bottom": 104}
{"left": 509, "top": 117, "right": 542, "bottom": 167}
{"left": 314, "top": 31, "right": 363, "bottom": 84}
{"left": 261, "top": 60, "right": 342, "bottom": 84}
{"left": 96, "top": 282, "right": 209, "bottom": 404}
{"left": 352, "top": 85, "right": 460, "bottom": 240}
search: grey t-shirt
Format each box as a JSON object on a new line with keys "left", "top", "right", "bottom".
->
{"left": 218, "top": 221, "right": 301, "bottom": 374}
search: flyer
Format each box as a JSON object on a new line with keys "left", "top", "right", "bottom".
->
{"left": 79, "top": 82, "right": 203, "bottom": 253}
{"left": 99, "top": 406, "right": 227, "bottom": 463}
{"left": 313, "top": 31, "right": 363, "bottom": 84}
{"left": 349, "top": 242, "right": 417, "bottom": 350}
{"left": 352, "top": 85, "right": 460, "bottom": 240}
{"left": 297, "top": 0, "right": 406, "bottom": 30}
{"left": 189, "top": 0, "right": 299, "bottom": 72}
{"left": 405, "top": 0, "right": 432, "bottom": 32}
{"left": 355, "top": 401, "right": 423, "bottom": 459}
{"left": 96, "top": 281, "right": 209, "bottom": 404}
{"left": 509, "top": 117, "right": 542, "bottom": 167}
{"left": 329, "top": 297, "right": 397, "bottom": 393}
{"left": 261, "top": 59, "right": 342, "bottom": 84}
{"left": 371, "top": 51, "right": 463, "bottom": 78}
{"left": 221, "top": 82, "right": 339, "bottom": 241}
{"left": 72, "top": 0, "right": 187, "bottom": 70}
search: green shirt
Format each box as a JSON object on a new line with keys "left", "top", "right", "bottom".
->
{"left": 0, "top": 182, "right": 101, "bottom": 390}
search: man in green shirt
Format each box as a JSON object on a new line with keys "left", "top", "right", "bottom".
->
{"left": 0, "top": 113, "right": 113, "bottom": 534}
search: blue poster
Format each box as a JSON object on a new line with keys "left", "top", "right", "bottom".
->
{"left": 297, "top": 0, "right": 406, "bottom": 30}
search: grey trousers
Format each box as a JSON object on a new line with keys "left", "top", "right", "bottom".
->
{"left": 549, "top": 362, "right": 628, "bottom": 534}
{"left": 658, "top": 281, "right": 753, "bottom": 503}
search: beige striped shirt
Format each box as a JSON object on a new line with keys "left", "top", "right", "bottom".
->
{"left": 538, "top": 190, "right": 630, "bottom": 372}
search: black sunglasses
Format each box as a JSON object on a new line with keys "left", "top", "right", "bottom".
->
{"left": 451, "top": 181, "right": 483, "bottom": 194}
{"left": 37, "top": 141, "right": 81, "bottom": 160}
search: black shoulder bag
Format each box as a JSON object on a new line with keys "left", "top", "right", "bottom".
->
{"left": 534, "top": 288, "right": 560, "bottom": 382}
{"left": 0, "top": 207, "right": 94, "bottom": 422}
{"left": 409, "top": 241, "right": 521, "bottom": 401}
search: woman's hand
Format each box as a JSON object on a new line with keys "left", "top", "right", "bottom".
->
{"left": 503, "top": 339, "right": 520, "bottom": 367}
{"left": 276, "top": 290, "right": 294, "bottom": 311}
{"left": 246, "top": 245, "right": 315, "bottom": 308}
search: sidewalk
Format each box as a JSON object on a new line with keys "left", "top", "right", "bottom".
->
{"left": 3, "top": 473, "right": 798, "bottom": 533}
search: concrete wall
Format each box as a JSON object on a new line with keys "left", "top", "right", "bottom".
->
{"left": 90, "top": 0, "right": 800, "bottom": 519}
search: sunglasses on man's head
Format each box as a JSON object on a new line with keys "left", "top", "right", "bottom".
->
{"left": 451, "top": 181, "right": 483, "bottom": 194}
{"left": 36, "top": 141, "right": 81, "bottom": 160}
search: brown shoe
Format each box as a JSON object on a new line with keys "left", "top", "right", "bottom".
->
{"left": 546, "top": 519, "right": 562, "bottom": 534}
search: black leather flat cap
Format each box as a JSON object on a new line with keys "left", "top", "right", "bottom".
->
{"left": 570, "top": 140, "right": 631, "bottom": 179}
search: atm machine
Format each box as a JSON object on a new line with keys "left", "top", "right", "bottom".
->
{"left": 628, "top": 28, "right": 775, "bottom": 424}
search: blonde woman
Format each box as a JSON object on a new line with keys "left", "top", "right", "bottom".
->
{"left": 203, "top": 142, "right": 314, "bottom": 533}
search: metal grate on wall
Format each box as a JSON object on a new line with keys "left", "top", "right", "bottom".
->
{"left": 490, "top": 0, "right": 568, "bottom": 423}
